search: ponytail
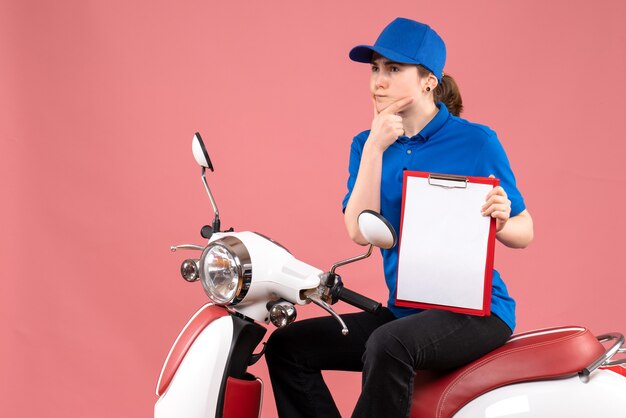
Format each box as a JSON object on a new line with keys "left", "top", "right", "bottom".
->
{"left": 417, "top": 66, "right": 464, "bottom": 116}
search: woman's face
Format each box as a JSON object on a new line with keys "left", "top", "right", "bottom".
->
{"left": 370, "top": 54, "right": 427, "bottom": 113}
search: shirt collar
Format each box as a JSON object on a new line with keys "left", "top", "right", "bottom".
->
{"left": 397, "top": 102, "right": 450, "bottom": 143}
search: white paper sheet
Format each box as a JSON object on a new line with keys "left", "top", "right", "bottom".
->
{"left": 396, "top": 175, "right": 493, "bottom": 310}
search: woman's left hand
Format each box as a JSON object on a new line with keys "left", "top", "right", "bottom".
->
{"left": 481, "top": 174, "right": 511, "bottom": 232}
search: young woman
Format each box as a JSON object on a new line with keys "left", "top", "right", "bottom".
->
{"left": 265, "top": 17, "right": 534, "bottom": 418}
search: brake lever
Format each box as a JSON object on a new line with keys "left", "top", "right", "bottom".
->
{"left": 305, "top": 291, "right": 349, "bottom": 336}
{"left": 170, "top": 244, "right": 205, "bottom": 252}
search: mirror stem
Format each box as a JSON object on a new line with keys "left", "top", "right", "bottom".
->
{"left": 201, "top": 167, "right": 221, "bottom": 232}
{"left": 330, "top": 245, "right": 373, "bottom": 275}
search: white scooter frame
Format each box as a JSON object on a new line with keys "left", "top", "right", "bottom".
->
{"left": 155, "top": 132, "right": 626, "bottom": 418}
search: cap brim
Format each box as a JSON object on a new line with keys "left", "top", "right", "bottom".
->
{"left": 349, "top": 44, "right": 420, "bottom": 65}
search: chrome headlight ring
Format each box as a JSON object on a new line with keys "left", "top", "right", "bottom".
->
{"left": 199, "top": 236, "right": 252, "bottom": 305}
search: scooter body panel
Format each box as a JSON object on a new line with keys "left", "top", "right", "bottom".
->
{"left": 155, "top": 315, "right": 234, "bottom": 418}
{"left": 454, "top": 369, "right": 626, "bottom": 417}
{"left": 219, "top": 231, "right": 322, "bottom": 323}
{"left": 222, "top": 376, "right": 263, "bottom": 418}
{"left": 156, "top": 304, "right": 228, "bottom": 396}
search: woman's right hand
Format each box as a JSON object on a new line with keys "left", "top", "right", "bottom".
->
{"left": 367, "top": 96, "right": 414, "bottom": 153}
{"left": 344, "top": 96, "right": 414, "bottom": 244}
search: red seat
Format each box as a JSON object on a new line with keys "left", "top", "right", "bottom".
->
{"left": 410, "top": 326, "right": 605, "bottom": 418}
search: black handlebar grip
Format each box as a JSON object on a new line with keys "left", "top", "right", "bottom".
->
{"left": 337, "top": 287, "right": 381, "bottom": 314}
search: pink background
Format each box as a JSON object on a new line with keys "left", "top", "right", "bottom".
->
{"left": 2, "top": 1, "right": 625, "bottom": 416}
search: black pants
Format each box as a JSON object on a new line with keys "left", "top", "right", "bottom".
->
{"left": 265, "top": 308, "right": 512, "bottom": 418}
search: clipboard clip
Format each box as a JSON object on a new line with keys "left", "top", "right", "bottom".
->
{"left": 428, "top": 174, "right": 468, "bottom": 189}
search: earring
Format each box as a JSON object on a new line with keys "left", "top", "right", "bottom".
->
{"left": 426, "top": 87, "right": 431, "bottom": 92}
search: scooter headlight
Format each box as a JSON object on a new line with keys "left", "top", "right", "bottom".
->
{"left": 199, "top": 236, "right": 252, "bottom": 305}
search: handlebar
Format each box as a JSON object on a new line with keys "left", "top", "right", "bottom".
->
{"left": 302, "top": 280, "right": 382, "bottom": 335}
{"left": 337, "top": 287, "right": 381, "bottom": 314}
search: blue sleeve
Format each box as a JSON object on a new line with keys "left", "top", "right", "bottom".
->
{"left": 475, "top": 133, "right": 526, "bottom": 217}
{"left": 341, "top": 133, "right": 367, "bottom": 212}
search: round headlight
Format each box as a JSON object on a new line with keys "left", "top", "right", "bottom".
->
{"left": 199, "top": 236, "right": 251, "bottom": 305}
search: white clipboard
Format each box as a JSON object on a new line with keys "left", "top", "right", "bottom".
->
{"left": 395, "top": 171, "right": 498, "bottom": 316}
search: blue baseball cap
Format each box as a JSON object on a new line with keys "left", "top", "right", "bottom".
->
{"left": 349, "top": 18, "right": 446, "bottom": 82}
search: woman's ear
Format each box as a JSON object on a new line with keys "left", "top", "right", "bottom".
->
{"left": 419, "top": 72, "right": 438, "bottom": 93}
{"left": 426, "top": 73, "right": 439, "bottom": 91}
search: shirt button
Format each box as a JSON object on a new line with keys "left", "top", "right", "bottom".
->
{"left": 407, "top": 149, "right": 412, "bottom": 155}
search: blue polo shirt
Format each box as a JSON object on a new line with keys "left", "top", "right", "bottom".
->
{"left": 342, "top": 102, "right": 525, "bottom": 332}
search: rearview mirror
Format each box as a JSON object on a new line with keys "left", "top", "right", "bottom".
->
{"left": 357, "top": 210, "right": 397, "bottom": 250}
{"left": 191, "top": 132, "right": 214, "bottom": 171}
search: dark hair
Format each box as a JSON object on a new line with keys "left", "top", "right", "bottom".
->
{"left": 417, "top": 65, "right": 463, "bottom": 116}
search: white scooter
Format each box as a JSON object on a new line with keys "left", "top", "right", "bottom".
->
{"left": 155, "top": 132, "right": 626, "bottom": 418}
